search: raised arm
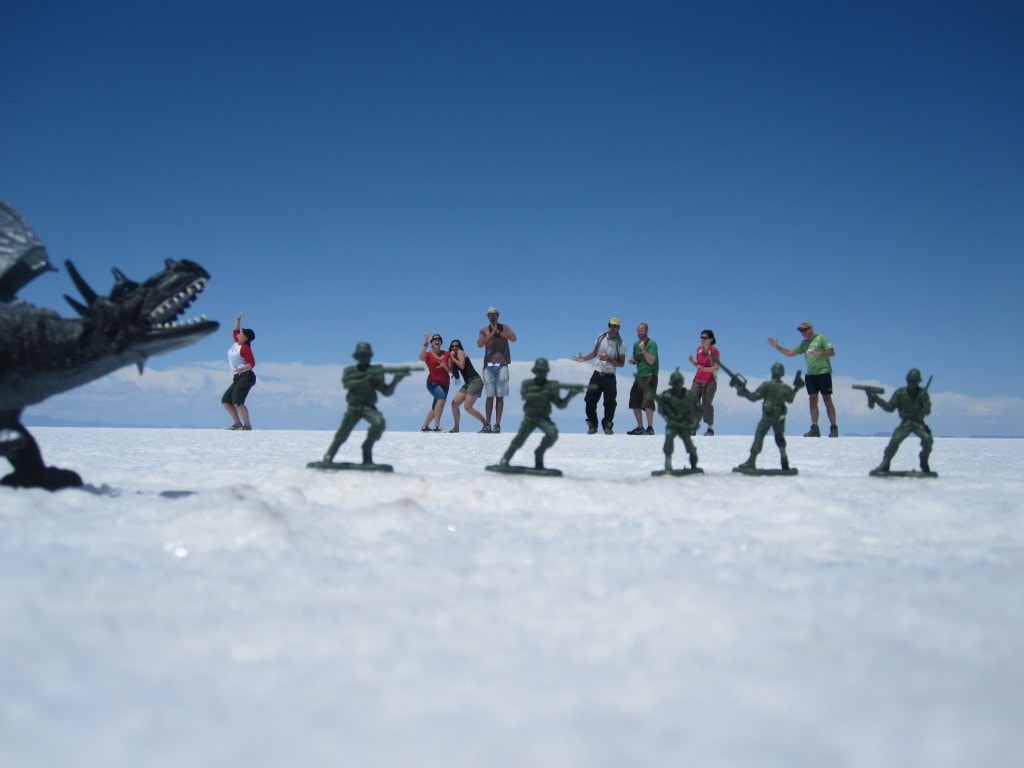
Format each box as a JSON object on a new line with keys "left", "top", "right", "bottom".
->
{"left": 767, "top": 337, "right": 798, "bottom": 357}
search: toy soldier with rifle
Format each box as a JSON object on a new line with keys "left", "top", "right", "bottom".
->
{"left": 309, "top": 341, "right": 422, "bottom": 472}
{"left": 487, "top": 358, "right": 589, "bottom": 476}
{"left": 722, "top": 358, "right": 804, "bottom": 475}
{"left": 854, "top": 369, "right": 936, "bottom": 477}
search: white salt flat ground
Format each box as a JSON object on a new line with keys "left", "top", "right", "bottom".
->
{"left": 2, "top": 428, "right": 1023, "bottom": 768}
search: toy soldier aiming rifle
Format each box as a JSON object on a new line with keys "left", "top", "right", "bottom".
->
{"left": 487, "top": 358, "right": 590, "bottom": 476}
{"left": 310, "top": 342, "right": 422, "bottom": 472}
{"left": 854, "top": 369, "right": 936, "bottom": 477}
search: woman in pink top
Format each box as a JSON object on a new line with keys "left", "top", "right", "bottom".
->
{"left": 687, "top": 329, "right": 720, "bottom": 436}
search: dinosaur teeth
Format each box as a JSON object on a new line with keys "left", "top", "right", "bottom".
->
{"left": 147, "top": 279, "right": 207, "bottom": 324}
{"left": 153, "top": 314, "right": 210, "bottom": 330}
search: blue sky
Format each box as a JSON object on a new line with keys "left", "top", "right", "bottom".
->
{"left": 4, "top": 1, "right": 1023, "bottom": 435}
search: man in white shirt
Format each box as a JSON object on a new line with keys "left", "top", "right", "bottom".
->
{"left": 575, "top": 317, "right": 627, "bottom": 434}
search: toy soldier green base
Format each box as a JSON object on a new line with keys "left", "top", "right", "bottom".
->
{"left": 856, "top": 369, "right": 938, "bottom": 478}
{"left": 652, "top": 467, "right": 705, "bottom": 477}
{"left": 650, "top": 369, "right": 704, "bottom": 477}
{"left": 485, "top": 358, "right": 585, "bottom": 477}
{"left": 725, "top": 359, "right": 803, "bottom": 476}
{"left": 732, "top": 465, "right": 798, "bottom": 476}
{"left": 307, "top": 458, "right": 396, "bottom": 472}
{"left": 868, "top": 468, "right": 937, "bottom": 478}
{"left": 485, "top": 456, "right": 564, "bottom": 477}
{"left": 308, "top": 342, "right": 421, "bottom": 473}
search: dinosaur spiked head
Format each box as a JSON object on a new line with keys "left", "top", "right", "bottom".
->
{"left": 64, "top": 257, "right": 219, "bottom": 361}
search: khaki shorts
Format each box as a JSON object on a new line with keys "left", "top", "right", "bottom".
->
{"left": 460, "top": 376, "right": 484, "bottom": 397}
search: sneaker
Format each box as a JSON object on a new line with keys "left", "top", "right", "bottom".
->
{"left": 829, "top": 424, "right": 839, "bottom": 438}
{"left": 587, "top": 421, "right": 598, "bottom": 435}
{"left": 241, "top": 425, "right": 252, "bottom": 431}
{"left": 603, "top": 425, "right": 614, "bottom": 435}
{"left": 479, "top": 424, "right": 492, "bottom": 433}
{"left": 228, "top": 424, "right": 244, "bottom": 430}
{"left": 448, "top": 428, "right": 460, "bottom": 433}
{"left": 627, "top": 427, "right": 646, "bottom": 435}
{"left": 493, "top": 425, "right": 501, "bottom": 434}
{"left": 421, "top": 427, "right": 431, "bottom": 432}
{"left": 645, "top": 426, "right": 655, "bottom": 435}
{"left": 804, "top": 424, "right": 821, "bottom": 437}
{"left": 704, "top": 429, "right": 714, "bottom": 436}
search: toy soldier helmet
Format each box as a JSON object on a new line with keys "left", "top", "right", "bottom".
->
{"left": 669, "top": 368, "right": 685, "bottom": 386}
{"left": 352, "top": 341, "right": 373, "bottom": 359}
{"left": 771, "top": 361, "right": 785, "bottom": 378}
{"left": 531, "top": 357, "right": 550, "bottom": 374}
{"left": 907, "top": 368, "right": 922, "bottom": 383}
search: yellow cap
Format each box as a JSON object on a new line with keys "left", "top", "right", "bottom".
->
{"left": 608, "top": 317, "right": 621, "bottom": 327}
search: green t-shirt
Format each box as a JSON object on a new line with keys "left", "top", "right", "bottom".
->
{"left": 633, "top": 339, "right": 659, "bottom": 377}
{"left": 794, "top": 334, "right": 833, "bottom": 375}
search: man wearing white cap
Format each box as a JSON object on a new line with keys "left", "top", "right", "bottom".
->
{"left": 575, "top": 317, "right": 627, "bottom": 434}
{"left": 477, "top": 305, "right": 517, "bottom": 433}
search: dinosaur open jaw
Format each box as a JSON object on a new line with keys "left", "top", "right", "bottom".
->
{"left": 148, "top": 275, "right": 210, "bottom": 328}
{"left": 65, "top": 257, "right": 219, "bottom": 336}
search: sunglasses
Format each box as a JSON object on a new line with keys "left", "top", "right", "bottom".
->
{"left": 797, "top": 327, "right": 811, "bottom": 332}
{"left": 431, "top": 336, "right": 442, "bottom": 342}
{"left": 700, "top": 335, "right": 711, "bottom": 340}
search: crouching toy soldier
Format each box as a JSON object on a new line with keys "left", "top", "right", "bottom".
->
{"left": 860, "top": 368, "right": 935, "bottom": 476}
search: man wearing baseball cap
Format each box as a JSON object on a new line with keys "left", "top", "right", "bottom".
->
{"left": 575, "top": 317, "right": 627, "bottom": 434}
{"left": 768, "top": 321, "right": 839, "bottom": 437}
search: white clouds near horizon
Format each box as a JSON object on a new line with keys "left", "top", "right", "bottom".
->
{"left": 22, "top": 359, "right": 1024, "bottom": 438}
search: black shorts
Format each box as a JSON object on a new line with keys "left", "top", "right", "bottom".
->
{"left": 804, "top": 373, "right": 833, "bottom": 396}
{"left": 222, "top": 370, "right": 257, "bottom": 405}
{"left": 629, "top": 376, "right": 658, "bottom": 410}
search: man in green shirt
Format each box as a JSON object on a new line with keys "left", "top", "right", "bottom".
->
{"left": 627, "top": 322, "right": 659, "bottom": 435}
{"left": 768, "top": 321, "right": 838, "bottom": 437}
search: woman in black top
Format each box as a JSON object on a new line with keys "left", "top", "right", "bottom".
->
{"left": 448, "top": 339, "right": 488, "bottom": 432}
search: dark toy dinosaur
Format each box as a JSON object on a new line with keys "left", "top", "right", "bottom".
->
{"left": 0, "top": 200, "right": 219, "bottom": 490}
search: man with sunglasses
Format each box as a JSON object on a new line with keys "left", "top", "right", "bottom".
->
{"left": 768, "top": 321, "right": 838, "bottom": 437}
{"left": 575, "top": 317, "right": 627, "bottom": 434}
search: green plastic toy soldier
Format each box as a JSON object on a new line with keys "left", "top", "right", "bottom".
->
{"left": 724, "top": 359, "right": 804, "bottom": 475}
{"left": 651, "top": 369, "right": 704, "bottom": 476}
{"left": 486, "top": 358, "right": 587, "bottom": 476}
{"left": 856, "top": 369, "right": 936, "bottom": 477}
{"left": 308, "top": 342, "right": 421, "bottom": 472}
